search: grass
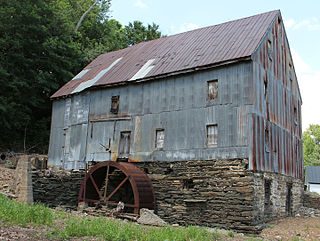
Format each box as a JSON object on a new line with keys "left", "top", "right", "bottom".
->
{"left": 0, "top": 193, "right": 53, "bottom": 227}
{"left": 50, "top": 218, "right": 223, "bottom": 241}
{"left": 227, "top": 230, "right": 234, "bottom": 237}
{"left": 0, "top": 194, "right": 224, "bottom": 240}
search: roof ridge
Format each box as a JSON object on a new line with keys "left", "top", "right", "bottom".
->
{"left": 52, "top": 10, "right": 281, "bottom": 98}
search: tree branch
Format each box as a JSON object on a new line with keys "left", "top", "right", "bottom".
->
{"left": 75, "top": 0, "right": 98, "bottom": 32}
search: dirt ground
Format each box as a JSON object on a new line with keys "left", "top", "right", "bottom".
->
{"left": 259, "top": 217, "right": 320, "bottom": 240}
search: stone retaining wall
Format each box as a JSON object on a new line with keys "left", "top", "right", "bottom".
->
{"left": 32, "top": 170, "right": 85, "bottom": 209}
{"left": 31, "top": 159, "right": 304, "bottom": 233}
{"left": 137, "top": 159, "right": 304, "bottom": 233}
{"left": 303, "top": 191, "right": 320, "bottom": 210}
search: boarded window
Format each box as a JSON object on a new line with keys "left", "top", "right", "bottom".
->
{"left": 155, "top": 129, "right": 165, "bottom": 149}
{"left": 119, "top": 131, "right": 130, "bottom": 159}
{"left": 264, "top": 180, "right": 271, "bottom": 218}
{"left": 207, "top": 80, "right": 218, "bottom": 100}
{"left": 110, "top": 96, "right": 120, "bottom": 114}
{"left": 207, "top": 125, "right": 218, "bottom": 147}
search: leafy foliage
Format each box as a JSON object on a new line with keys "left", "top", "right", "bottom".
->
{"left": 0, "top": 0, "right": 162, "bottom": 153}
{"left": 124, "top": 21, "right": 162, "bottom": 46}
{"left": 303, "top": 124, "right": 320, "bottom": 166}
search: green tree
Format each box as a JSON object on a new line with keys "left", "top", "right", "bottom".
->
{"left": 124, "top": 21, "right": 162, "bottom": 46}
{"left": 0, "top": 0, "right": 84, "bottom": 152}
{"left": 0, "top": 0, "right": 163, "bottom": 153}
{"left": 303, "top": 124, "right": 320, "bottom": 166}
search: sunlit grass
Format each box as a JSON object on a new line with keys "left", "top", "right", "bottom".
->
{"left": 0, "top": 193, "right": 53, "bottom": 227}
{"left": 50, "top": 217, "right": 222, "bottom": 241}
{"left": 0, "top": 194, "right": 225, "bottom": 240}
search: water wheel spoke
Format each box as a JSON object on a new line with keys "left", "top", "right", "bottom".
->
{"left": 106, "top": 176, "right": 129, "bottom": 201}
{"left": 103, "top": 165, "right": 110, "bottom": 202}
{"left": 89, "top": 173, "right": 103, "bottom": 200}
{"left": 78, "top": 161, "right": 155, "bottom": 215}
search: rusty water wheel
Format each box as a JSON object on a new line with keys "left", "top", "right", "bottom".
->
{"left": 78, "top": 161, "right": 155, "bottom": 214}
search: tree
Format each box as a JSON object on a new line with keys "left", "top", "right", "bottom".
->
{"left": 0, "top": 0, "right": 84, "bottom": 152}
{"left": 303, "top": 124, "right": 320, "bottom": 166}
{"left": 0, "top": 0, "right": 163, "bottom": 153}
{"left": 124, "top": 21, "right": 162, "bottom": 46}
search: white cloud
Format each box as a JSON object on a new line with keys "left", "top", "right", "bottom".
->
{"left": 291, "top": 49, "right": 320, "bottom": 131}
{"left": 179, "top": 23, "right": 200, "bottom": 33}
{"left": 285, "top": 17, "right": 320, "bottom": 31}
{"left": 284, "top": 19, "right": 295, "bottom": 29}
{"left": 135, "top": 0, "right": 148, "bottom": 9}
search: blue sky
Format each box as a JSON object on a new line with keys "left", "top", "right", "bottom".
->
{"left": 110, "top": 0, "right": 320, "bottom": 131}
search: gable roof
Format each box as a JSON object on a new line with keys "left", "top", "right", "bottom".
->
{"left": 52, "top": 10, "right": 280, "bottom": 99}
{"left": 306, "top": 166, "right": 320, "bottom": 184}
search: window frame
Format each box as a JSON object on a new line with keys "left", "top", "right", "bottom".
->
{"left": 110, "top": 95, "right": 120, "bottom": 114}
{"left": 206, "top": 124, "right": 218, "bottom": 147}
{"left": 207, "top": 79, "right": 218, "bottom": 101}
{"left": 155, "top": 129, "right": 165, "bottom": 150}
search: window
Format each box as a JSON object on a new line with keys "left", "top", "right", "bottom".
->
{"left": 264, "top": 74, "right": 268, "bottom": 100}
{"left": 268, "top": 39, "right": 273, "bottom": 60}
{"left": 110, "top": 96, "right": 120, "bottom": 114}
{"left": 265, "top": 125, "right": 270, "bottom": 153}
{"left": 207, "top": 80, "right": 218, "bottom": 100}
{"left": 118, "top": 131, "right": 130, "bottom": 159}
{"left": 294, "top": 105, "right": 298, "bottom": 125}
{"left": 207, "top": 125, "right": 218, "bottom": 147}
{"left": 155, "top": 129, "right": 165, "bottom": 149}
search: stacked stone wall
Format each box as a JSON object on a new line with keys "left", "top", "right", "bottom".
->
{"left": 303, "top": 191, "right": 320, "bottom": 210}
{"left": 32, "top": 170, "right": 85, "bottom": 209}
{"left": 31, "top": 158, "right": 304, "bottom": 233}
{"left": 137, "top": 159, "right": 303, "bottom": 233}
{"left": 252, "top": 171, "right": 304, "bottom": 223}
{"left": 137, "top": 159, "right": 260, "bottom": 232}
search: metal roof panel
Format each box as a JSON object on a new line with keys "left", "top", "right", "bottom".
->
{"left": 52, "top": 10, "right": 280, "bottom": 98}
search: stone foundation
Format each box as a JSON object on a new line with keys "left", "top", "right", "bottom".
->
{"left": 303, "top": 192, "right": 320, "bottom": 210}
{"left": 137, "top": 159, "right": 304, "bottom": 233}
{"left": 31, "top": 158, "right": 304, "bottom": 233}
{"left": 32, "top": 170, "right": 85, "bottom": 209}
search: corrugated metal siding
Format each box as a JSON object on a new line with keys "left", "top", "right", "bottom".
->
{"left": 250, "top": 15, "right": 303, "bottom": 179}
{"left": 48, "top": 100, "right": 66, "bottom": 167}
{"left": 48, "top": 62, "right": 253, "bottom": 168}
{"left": 305, "top": 166, "right": 320, "bottom": 184}
{"left": 51, "top": 10, "right": 280, "bottom": 98}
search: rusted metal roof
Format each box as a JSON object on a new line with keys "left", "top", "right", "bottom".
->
{"left": 52, "top": 10, "right": 280, "bottom": 98}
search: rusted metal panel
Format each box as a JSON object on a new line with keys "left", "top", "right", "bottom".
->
{"left": 48, "top": 11, "right": 302, "bottom": 180}
{"left": 49, "top": 62, "right": 253, "bottom": 167}
{"left": 250, "top": 14, "right": 303, "bottom": 179}
{"left": 52, "top": 10, "right": 279, "bottom": 99}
